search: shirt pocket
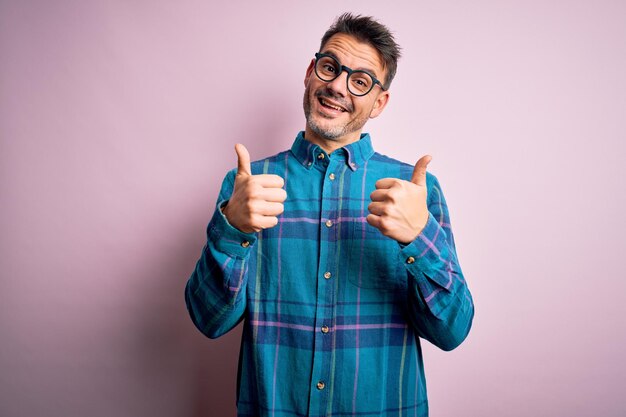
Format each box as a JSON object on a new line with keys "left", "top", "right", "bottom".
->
{"left": 347, "top": 220, "right": 406, "bottom": 290}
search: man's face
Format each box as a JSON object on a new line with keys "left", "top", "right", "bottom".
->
{"left": 303, "top": 33, "right": 390, "bottom": 145}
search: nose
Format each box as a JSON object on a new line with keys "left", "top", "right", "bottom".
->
{"left": 325, "top": 68, "right": 349, "bottom": 97}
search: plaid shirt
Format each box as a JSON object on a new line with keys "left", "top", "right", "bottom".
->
{"left": 185, "top": 132, "right": 474, "bottom": 417}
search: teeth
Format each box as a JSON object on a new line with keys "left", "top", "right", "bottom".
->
{"left": 321, "top": 99, "right": 344, "bottom": 112}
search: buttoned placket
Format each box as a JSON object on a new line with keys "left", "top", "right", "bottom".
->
{"left": 306, "top": 149, "right": 341, "bottom": 416}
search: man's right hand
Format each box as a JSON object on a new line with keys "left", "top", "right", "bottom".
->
{"left": 222, "top": 144, "right": 287, "bottom": 233}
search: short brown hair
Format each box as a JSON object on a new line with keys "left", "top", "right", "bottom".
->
{"left": 320, "top": 13, "right": 402, "bottom": 89}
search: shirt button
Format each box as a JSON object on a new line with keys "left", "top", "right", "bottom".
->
{"left": 241, "top": 241, "right": 250, "bottom": 248}
{"left": 406, "top": 256, "right": 415, "bottom": 264}
{"left": 316, "top": 381, "right": 325, "bottom": 390}
{"left": 329, "top": 173, "right": 335, "bottom": 180}
{"left": 323, "top": 271, "right": 331, "bottom": 279}
{"left": 321, "top": 325, "right": 329, "bottom": 334}
{"left": 325, "top": 220, "right": 333, "bottom": 228}
{"left": 317, "top": 153, "right": 325, "bottom": 160}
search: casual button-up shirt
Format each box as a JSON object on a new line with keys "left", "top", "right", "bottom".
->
{"left": 185, "top": 132, "right": 474, "bottom": 417}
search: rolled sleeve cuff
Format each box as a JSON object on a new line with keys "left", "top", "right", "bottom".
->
{"left": 399, "top": 213, "right": 450, "bottom": 287}
{"left": 207, "top": 200, "right": 257, "bottom": 259}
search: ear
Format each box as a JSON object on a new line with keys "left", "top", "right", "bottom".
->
{"left": 369, "top": 91, "right": 390, "bottom": 119}
{"left": 304, "top": 59, "right": 315, "bottom": 87}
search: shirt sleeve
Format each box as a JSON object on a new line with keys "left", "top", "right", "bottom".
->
{"left": 399, "top": 174, "right": 475, "bottom": 351}
{"left": 184, "top": 169, "right": 257, "bottom": 339}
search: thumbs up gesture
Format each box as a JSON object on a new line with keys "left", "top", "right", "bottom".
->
{"left": 222, "top": 144, "right": 287, "bottom": 233}
{"left": 366, "top": 155, "right": 432, "bottom": 244}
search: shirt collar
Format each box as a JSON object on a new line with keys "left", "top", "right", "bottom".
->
{"left": 290, "top": 131, "right": 375, "bottom": 171}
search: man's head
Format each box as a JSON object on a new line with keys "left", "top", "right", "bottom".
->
{"left": 303, "top": 13, "right": 401, "bottom": 148}
{"left": 319, "top": 13, "right": 401, "bottom": 90}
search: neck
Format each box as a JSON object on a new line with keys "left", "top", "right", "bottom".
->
{"left": 303, "top": 127, "right": 362, "bottom": 154}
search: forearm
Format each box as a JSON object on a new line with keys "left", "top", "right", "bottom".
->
{"left": 185, "top": 203, "right": 256, "bottom": 339}
{"left": 402, "top": 213, "right": 474, "bottom": 351}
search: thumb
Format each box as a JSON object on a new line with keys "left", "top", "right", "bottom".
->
{"left": 410, "top": 155, "right": 432, "bottom": 186}
{"left": 235, "top": 143, "right": 252, "bottom": 176}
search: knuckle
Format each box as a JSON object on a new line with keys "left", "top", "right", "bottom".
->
{"left": 244, "top": 200, "right": 255, "bottom": 213}
{"left": 247, "top": 186, "right": 261, "bottom": 200}
{"left": 379, "top": 218, "right": 391, "bottom": 233}
{"left": 251, "top": 215, "right": 264, "bottom": 230}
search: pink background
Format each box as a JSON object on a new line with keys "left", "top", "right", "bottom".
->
{"left": 2, "top": 1, "right": 625, "bottom": 416}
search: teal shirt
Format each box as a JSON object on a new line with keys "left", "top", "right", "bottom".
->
{"left": 186, "top": 132, "right": 474, "bottom": 416}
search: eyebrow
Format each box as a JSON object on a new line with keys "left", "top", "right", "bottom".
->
{"left": 321, "top": 50, "right": 380, "bottom": 80}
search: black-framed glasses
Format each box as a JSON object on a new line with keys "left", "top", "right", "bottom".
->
{"left": 314, "top": 52, "right": 386, "bottom": 97}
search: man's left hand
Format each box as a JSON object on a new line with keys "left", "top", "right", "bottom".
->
{"left": 366, "top": 155, "right": 432, "bottom": 244}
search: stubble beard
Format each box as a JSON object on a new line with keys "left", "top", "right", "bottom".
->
{"left": 303, "top": 85, "right": 368, "bottom": 141}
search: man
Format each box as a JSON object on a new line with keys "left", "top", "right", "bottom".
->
{"left": 185, "top": 13, "right": 474, "bottom": 417}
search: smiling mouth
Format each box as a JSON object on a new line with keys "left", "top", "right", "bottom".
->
{"left": 319, "top": 97, "right": 348, "bottom": 113}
